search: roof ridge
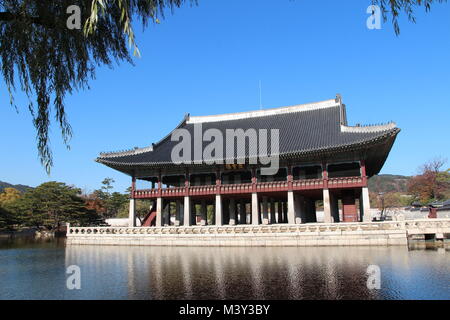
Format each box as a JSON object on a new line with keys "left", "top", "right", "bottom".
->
{"left": 187, "top": 98, "right": 339, "bottom": 124}
{"left": 99, "top": 115, "right": 189, "bottom": 158}
{"left": 98, "top": 145, "right": 154, "bottom": 158}
{"left": 340, "top": 122, "right": 397, "bottom": 133}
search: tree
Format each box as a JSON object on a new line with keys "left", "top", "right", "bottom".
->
{"left": 16, "top": 181, "right": 101, "bottom": 229}
{"left": 0, "top": 187, "right": 22, "bottom": 229}
{"left": 93, "top": 178, "right": 129, "bottom": 218}
{"left": 101, "top": 178, "right": 115, "bottom": 194}
{"left": 1, "top": 0, "right": 445, "bottom": 172}
{"left": 407, "top": 158, "right": 450, "bottom": 204}
{"left": 372, "top": 0, "right": 447, "bottom": 35}
{"left": 0, "top": 0, "right": 191, "bottom": 172}
{"left": 0, "top": 187, "right": 21, "bottom": 205}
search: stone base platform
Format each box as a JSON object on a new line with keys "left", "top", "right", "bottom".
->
{"left": 66, "top": 221, "right": 432, "bottom": 246}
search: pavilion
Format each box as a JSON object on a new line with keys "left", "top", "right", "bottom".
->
{"left": 96, "top": 95, "right": 399, "bottom": 227}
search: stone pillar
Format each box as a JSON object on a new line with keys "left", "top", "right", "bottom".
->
{"left": 156, "top": 197, "right": 162, "bottom": 227}
{"left": 252, "top": 193, "right": 259, "bottom": 225}
{"left": 330, "top": 193, "right": 340, "bottom": 222}
{"left": 175, "top": 199, "right": 181, "bottom": 226}
{"left": 200, "top": 200, "right": 207, "bottom": 226}
{"left": 183, "top": 196, "right": 191, "bottom": 226}
{"left": 239, "top": 199, "right": 246, "bottom": 224}
{"left": 361, "top": 187, "right": 371, "bottom": 222}
{"left": 323, "top": 188, "right": 332, "bottom": 223}
{"left": 287, "top": 191, "right": 296, "bottom": 224}
{"left": 269, "top": 199, "right": 276, "bottom": 224}
{"left": 215, "top": 194, "right": 222, "bottom": 226}
{"left": 229, "top": 198, "right": 236, "bottom": 225}
{"left": 128, "top": 198, "right": 136, "bottom": 227}
{"left": 262, "top": 196, "right": 269, "bottom": 225}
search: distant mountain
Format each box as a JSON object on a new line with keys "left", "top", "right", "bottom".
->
{"left": 0, "top": 181, "right": 33, "bottom": 193}
{"left": 368, "top": 174, "right": 411, "bottom": 194}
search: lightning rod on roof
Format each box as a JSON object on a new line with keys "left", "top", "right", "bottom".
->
{"left": 259, "top": 80, "right": 263, "bottom": 110}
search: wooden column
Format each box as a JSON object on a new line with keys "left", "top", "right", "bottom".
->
{"left": 157, "top": 172, "right": 162, "bottom": 197}
{"left": 361, "top": 160, "right": 368, "bottom": 185}
{"left": 185, "top": 169, "right": 190, "bottom": 193}
{"left": 322, "top": 162, "right": 328, "bottom": 188}
{"left": 287, "top": 165, "right": 293, "bottom": 190}
{"left": 131, "top": 176, "right": 136, "bottom": 197}
{"left": 216, "top": 168, "right": 221, "bottom": 194}
{"left": 251, "top": 168, "right": 257, "bottom": 192}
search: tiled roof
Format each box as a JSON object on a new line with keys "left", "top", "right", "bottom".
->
{"left": 97, "top": 96, "right": 399, "bottom": 170}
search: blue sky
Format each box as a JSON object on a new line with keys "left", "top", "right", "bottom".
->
{"left": 1, "top": 0, "right": 450, "bottom": 193}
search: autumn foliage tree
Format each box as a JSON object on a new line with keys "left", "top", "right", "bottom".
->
{"left": 0, "top": 187, "right": 22, "bottom": 229}
{"left": 407, "top": 158, "right": 450, "bottom": 204}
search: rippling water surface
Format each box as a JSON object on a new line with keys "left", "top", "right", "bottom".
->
{"left": 0, "top": 239, "right": 449, "bottom": 300}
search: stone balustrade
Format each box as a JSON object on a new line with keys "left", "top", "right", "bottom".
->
{"left": 404, "top": 219, "right": 450, "bottom": 235}
{"left": 68, "top": 221, "right": 401, "bottom": 235}
{"left": 66, "top": 219, "right": 450, "bottom": 247}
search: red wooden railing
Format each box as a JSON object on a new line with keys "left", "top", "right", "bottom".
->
{"left": 133, "top": 176, "right": 366, "bottom": 199}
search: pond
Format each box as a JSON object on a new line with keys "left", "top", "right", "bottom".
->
{"left": 0, "top": 238, "right": 449, "bottom": 299}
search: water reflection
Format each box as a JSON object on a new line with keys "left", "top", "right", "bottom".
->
{"left": 61, "top": 245, "right": 449, "bottom": 300}
{"left": 1, "top": 238, "right": 449, "bottom": 299}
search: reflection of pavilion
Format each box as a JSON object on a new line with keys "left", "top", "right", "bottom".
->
{"left": 97, "top": 95, "right": 399, "bottom": 228}
{"left": 65, "top": 245, "right": 424, "bottom": 299}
